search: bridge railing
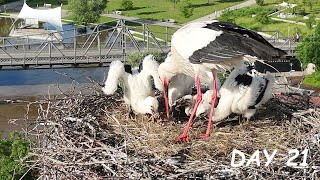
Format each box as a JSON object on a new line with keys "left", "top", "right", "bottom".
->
{"left": 259, "top": 30, "right": 298, "bottom": 56}
{"left": 0, "top": 19, "right": 177, "bottom": 68}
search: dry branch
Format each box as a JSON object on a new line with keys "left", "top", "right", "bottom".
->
{"left": 20, "top": 82, "right": 320, "bottom": 179}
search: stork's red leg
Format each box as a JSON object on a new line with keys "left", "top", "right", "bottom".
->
{"left": 198, "top": 71, "right": 217, "bottom": 139}
{"left": 163, "top": 77, "right": 170, "bottom": 119}
{"left": 175, "top": 75, "right": 202, "bottom": 143}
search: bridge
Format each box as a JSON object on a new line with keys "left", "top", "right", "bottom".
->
{"left": 0, "top": 19, "right": 172, "bottom": 69}
{"left": 0, "top": 19, "right": 298, "bottom": 70}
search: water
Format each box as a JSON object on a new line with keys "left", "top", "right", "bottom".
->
{"left": 0, "top": 18, "right": 119, "bottom": 136}
{"left": 0, "top": 66, "right": 109, "bottom": 137}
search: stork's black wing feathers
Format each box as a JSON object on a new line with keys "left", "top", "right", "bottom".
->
{"left": 189, "top": 22, "right": 287, "bottom": 64}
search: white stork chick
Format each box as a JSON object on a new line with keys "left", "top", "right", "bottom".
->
{"left": 169, "top": 74, "right": 195, "bottom": 107}
{"left": 183, "top": 75, "right": 222, "bottom": 117}
{"left": 102, "top": 55, "right": 161, "bottom": 116}
{"left": 214, "top": 63, "right": 275, "bottom": 121}
{"left": 185, "top": 65, "right": 274, "bottom": 120}
{"left": 158, "top": 21, "right": 286, "bottom": 142}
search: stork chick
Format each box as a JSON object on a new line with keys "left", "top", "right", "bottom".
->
{"left": 102, "top": 55, "right": 161, "bottom": 116}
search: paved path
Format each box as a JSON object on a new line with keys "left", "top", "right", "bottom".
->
{"left": 189, "top": 0, "right": 256, "bottom": 23}
{"left": 271, "top": 17, "right": 307, "bottom": 26}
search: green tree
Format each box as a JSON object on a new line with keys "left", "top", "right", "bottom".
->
{"left": 69, "top": 0, "right": 107, "bottom": 26}
{"left": 296, "top": 24, "right": 320, "bottom": 68}
{"left": 256, "top": 0, "right": 264, "bottom": 6}
{"left": 120, "top": 0, "right": 134, "bottom": 10}
{"left": 179, "top": 0, "right": 194, "bottom": 18}
{"left": 0, "top": 132, "right": 33, "bottom": 180}
{"left": 168, "top": 0, "right": 180, "bottom": 9}
{"left": 306, "top": 14, "right": 315, "bottom": 29}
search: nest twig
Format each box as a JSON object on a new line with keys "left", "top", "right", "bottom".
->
{"left": 17, "top": 80, "right": 320, "bottom": 179}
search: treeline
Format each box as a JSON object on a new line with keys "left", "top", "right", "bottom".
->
{"left": 0, "top": 0, "right": 16, "bottom": 5}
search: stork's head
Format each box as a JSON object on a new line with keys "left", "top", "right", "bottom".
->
{"left": 143, "top": 96, "right": 160, "bottom": 118}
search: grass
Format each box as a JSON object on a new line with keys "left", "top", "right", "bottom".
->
{"left": 105, "top": 0, "right": 246, "bottom": 24}
{"left": 219, "top": 7, "right": 310, "bottom": 36}
{"left": 304, "top": 71, "right": 320, "bottom": 88}
{"left": 62, "top": 14, "right": 176, "bottom": 42}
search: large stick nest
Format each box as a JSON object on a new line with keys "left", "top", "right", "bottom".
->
{"left": 23, "top": 86, "right": 320, "bottom": 179}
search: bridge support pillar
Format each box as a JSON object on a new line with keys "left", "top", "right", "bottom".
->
{"left": 0, "top": 66, "right": 2, "bottom": 70}
{"left": 22, "top": 64, "right": 29, "bottom": 69}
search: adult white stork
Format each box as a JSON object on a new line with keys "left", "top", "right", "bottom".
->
{"left": 102, "top": 55, "right": 162, "bottom": 116}
{"left": 158, "top": 21, "right": 286, "bottom": 142}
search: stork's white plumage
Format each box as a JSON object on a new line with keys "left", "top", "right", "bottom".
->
{"left": 184, "top": 66, "right": 274, "bottom": 120}
{"left": 102, "top": 55, "right": 162, "bottom": 116}
{"left": 168, "top": 74, "right": 195, "bottom": 107}
{"left": 158, "top": 20, "right": 286, "bottom": 142}
{"left": 214, "top": 64, "right": 275, "bottom": 121}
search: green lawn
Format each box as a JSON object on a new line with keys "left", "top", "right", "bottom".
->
{"left": 105, "top": 0, "right": 246, "bottom": 24}
{"left": 304, "top": 71, "right": 320, "bottom": 88}
{"left": 234, "top": 15, "right": 309, "bottom": 36}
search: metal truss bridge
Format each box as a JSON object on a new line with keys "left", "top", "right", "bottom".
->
{"left": 0, "top": 19, "right": 297, "bottom": 70}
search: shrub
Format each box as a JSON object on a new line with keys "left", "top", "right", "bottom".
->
{"left": 296, "top": 24, "right": 320, "bottom": 68}
{"left": 256, "top": 0, "right": 264, "bottom": 6}
{"left": 218, "top": 7, "right": 275, "bottom": 24}
{"left": 255, "top": 11, "right": 270, "bottom": 24}
{"left": 0, "top": 132, "right": 34, "bottom": 180}
{"left": 218, "top": 10, "right": 235, "bottom": 23}
{"left": 120, "top": 0, "right": 134, "bottom": 10}
{"left": 179, "top": 0, "right": 194, "bottom": 18}
{"left": 125, "top": 50, "right": 166, "bottom": 67}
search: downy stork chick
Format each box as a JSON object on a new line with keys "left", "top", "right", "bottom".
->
{"left": 102, "top": 55, "right": 161, "bottom": 116}
{"left": 183, "top": 75, "right": 221, "bottom": 117}
{"left": 213, "top": 63, "right": 275, "bottom": 121}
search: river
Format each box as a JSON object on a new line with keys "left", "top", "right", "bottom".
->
{"left": 0, "top": 67, "right": 109, "bottom": 137}
{"left": 0, "top": 17, "right": 117, "bottom": 137}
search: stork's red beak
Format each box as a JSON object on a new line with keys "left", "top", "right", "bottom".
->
{"left": 163, "top": 77, "right": 170, "bottom": 119}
